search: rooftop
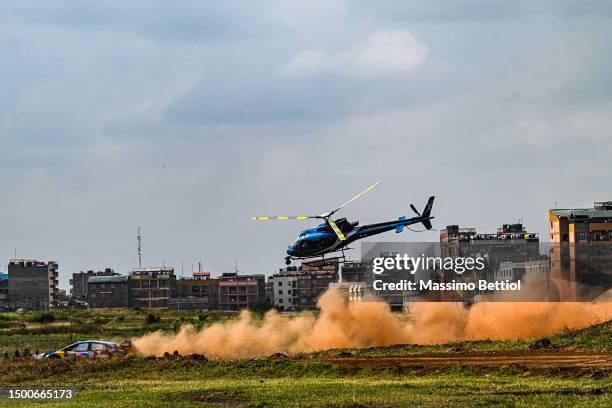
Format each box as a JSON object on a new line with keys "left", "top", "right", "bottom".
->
{"left": 8, "top": 259, "right": 57, "bottom": 267}
{"left": 88, "top": 275, "right": 128, "bottom": 284}
{"left": 552, "top": 201, "right": 612, "bottom": 221}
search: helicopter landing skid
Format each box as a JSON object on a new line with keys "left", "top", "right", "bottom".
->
{"left": 284, "top": 247, "right": 353, "bottom": 266}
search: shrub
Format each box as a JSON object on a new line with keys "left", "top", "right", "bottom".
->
{"left": 30, "top": 312, "right": 55, "bottom": 324}
{"left": 168, "top": 319, "right": 183, "bottom": 333}
{"left": 145, "top": 314, "right": 160, "bottom": 324}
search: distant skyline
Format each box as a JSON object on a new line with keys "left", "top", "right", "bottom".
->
{"left": 1, "top": 1, "right": 611, "bottom": 290}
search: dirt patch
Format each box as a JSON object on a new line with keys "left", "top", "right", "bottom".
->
{"left": 325, "top": 351, "right": 612, "bottom": 376}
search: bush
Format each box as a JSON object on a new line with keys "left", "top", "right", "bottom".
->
{"left": 30, "top": 312, "right": 55, "bottom": 324}
{"left": 168, "top": 319, "right": 183, "bottom": 332}
{"left": 145, "top": 314, "right": 160, "bottom": 325}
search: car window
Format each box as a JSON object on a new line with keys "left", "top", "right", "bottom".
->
{"left": 66, "top": 342, "right": 89, "bottom": 352}
{"left": 90, "top": 343, "right": 109, "bottom": 351}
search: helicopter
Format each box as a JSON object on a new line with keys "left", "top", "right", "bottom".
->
{"left": 251, "top": 182, "right": 435, "bottom": 265}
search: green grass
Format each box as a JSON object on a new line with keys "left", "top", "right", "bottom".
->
{"left": 0, "top": 310, "right": 610, "bottom": 407}
{"left": 0, "top": 358, "right": 610, "bottom": 407}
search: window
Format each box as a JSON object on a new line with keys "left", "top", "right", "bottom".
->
{"left": 278, "top": 282, "right": 282, "bottom": 286}
{"left": 91, "top": 343, "right": 109, "bottom": 351}
{"left": 278, "top": 290, "right": 283, "bottom": 295}
{"left": 65, "top": 342, "right": 89, "bottom": 352}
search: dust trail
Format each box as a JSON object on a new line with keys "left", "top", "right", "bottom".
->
{"left": 132, "top": 288, "right": 612, "bottom": 359}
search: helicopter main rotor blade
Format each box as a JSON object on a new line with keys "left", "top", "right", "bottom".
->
{"left": 325, "top": 181, "right": 381, "bottom": 217}
{"left": 328, "top": 220, "right": 347, "bottom": 241}
{"left": 250, "top": 216, "right": 314, "bottom": 221}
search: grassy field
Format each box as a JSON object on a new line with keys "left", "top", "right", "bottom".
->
{"left": 0, "top": 309, "right": 610, "bottom": 407}
{"left": 1, "top": 355, "right": 611, "bottom": 407}
{"left": 1, "top": 308, "right": 611, "bottom": 356}
{"left": 0, "top": 308, "right": 237, "bottom": 355}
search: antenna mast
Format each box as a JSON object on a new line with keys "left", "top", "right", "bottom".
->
{"left": 137, "top": 227, "right": 142, "bottom": 268}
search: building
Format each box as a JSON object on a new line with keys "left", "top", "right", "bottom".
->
{"left": 549, "top": 201, "right": 612, "bottom": 243}
{"left": 264, "top": 279, "right": 274, "bottom": 307}
{"left": 440, "top": 224, "right": 543, "bottom": 302}
{"left": 87, "top": 275, "right": 129, "bottom": 308}
{"left": 440, "top": 224, "right": 541, "bottom": 277}
{"left": 0, "top": 273, "right": 7, "bottom": 302}
{"left": 169, "top": 272, "right": 220, "bottom": 311}
{"left": 128, "top": 267, "right": 177, "bottom": 308}
{"left": 7, "top": 259, "right": 58, "bottom": 310}
{"left": 340, "top": 261, "right": 373, "bottom": 284}
{"left": 295, "top": 259, "right": 339, "bottom": 311}
{"left": 217, "top": 272, "right": 266, "bottom": 311}
{"left": 549, "top": 201, "right": 612, "bottom": 301}
{"left": 269, "top": 267, "right": 298, "bottom": 311}
{"left": 70, "top": 268, "right": 119, "bottom": 299}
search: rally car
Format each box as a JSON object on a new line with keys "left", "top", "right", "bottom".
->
{"left": 35, "top": 340, "right": 124, "bottom": 359}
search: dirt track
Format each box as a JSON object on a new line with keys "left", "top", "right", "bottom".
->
{"left": 325, "top": 351, "right": 612, "bottom": 373}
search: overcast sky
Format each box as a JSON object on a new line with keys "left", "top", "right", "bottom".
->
{"left": 1, "top": 1, "right": 611, "bottom": 289}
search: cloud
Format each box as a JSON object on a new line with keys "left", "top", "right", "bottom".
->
{"left": 1, "top": 1, "right": 612, "bottom": 291}
{"left": 163, "top": 29, "right": 428, "bottom": 125}
{"left": 284, "top": 29, "right": 427, "bottom": 77}
{"left": 0, "top": 1, "right": 273, "bottom": 42}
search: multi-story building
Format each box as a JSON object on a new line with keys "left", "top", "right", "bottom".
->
{"left": 269, "top": 267, "right": 298, "bottom": 311}
{"left": 439, "top": 224, "right": 543, "bottom": 302}
{"left": 169, "top": 272, "right": 220, "bottom": 311}
{"left": 128, "top": 267, "right": 177, "bottom": 308}
{"left": 7, "top": 259, "right": 58, "bottom": 310}
{"left": 340, "top": 261, "right": 373, "bottom": 284}
{"left": 295, "top": 259, "right": 339, "bottom": 311}
{"left": 88, "top": 275, "right": 129, "bottom": 308}
{"left": 549, "top": 201, "right": 612, "bottom": 243}
{"left": 440, "top": 224, "right": 541, "bottom": 277}
{"left": 70, "top": 268, "right": 119, "bottom": 299}
{"left": 218, "top": 272, "right": 266, "bottom": 311}
{"left": 549, "top": 201, "right": 612, "bottom": 301}
{"left": 264, "top": 279, "right": 274, "bottom": 306}
{"left": 0, "top": 273, "right": 8, "bottom": 302}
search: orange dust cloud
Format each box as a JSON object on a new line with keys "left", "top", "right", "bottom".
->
{"left": 132, "top": 288, "right": 612, "bottom": 359}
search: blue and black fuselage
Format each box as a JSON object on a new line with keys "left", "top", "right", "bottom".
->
{"left": 287, "top": 196, "right": 435, "bottom": 258}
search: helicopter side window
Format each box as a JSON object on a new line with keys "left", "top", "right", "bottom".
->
{"left": 320, "top": 235, "right": 336, "bottom": 248}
